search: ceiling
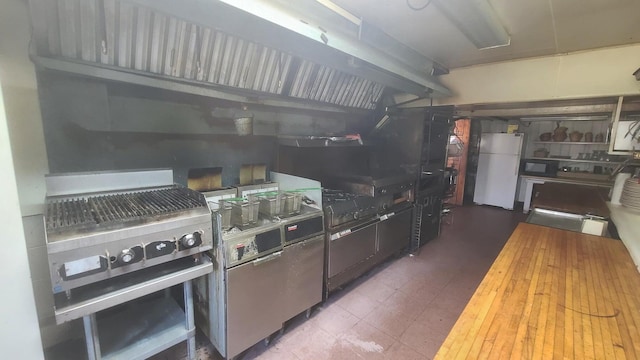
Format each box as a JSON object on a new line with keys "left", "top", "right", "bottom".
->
{"left": 331, "top": 0, "right": 640, "bottom": 69}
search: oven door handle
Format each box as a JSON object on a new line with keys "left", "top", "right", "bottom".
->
{"left": 252, "top": 251, "right": 282, "bottom": 266}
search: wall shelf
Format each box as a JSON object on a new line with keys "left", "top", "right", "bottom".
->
{"left": 528, "top": 157, "right": 624, "bottom": 164}
{"left": 533, "top": 141, "right": 609, "bottom": 145}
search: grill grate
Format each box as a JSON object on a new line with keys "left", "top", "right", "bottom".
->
{"left": 46, "top": 199, "right": 97, "bottom": 231}
{"left": 46, "top": 187, "right": 207, "bottom": 231}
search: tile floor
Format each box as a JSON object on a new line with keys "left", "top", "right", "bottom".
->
{"left": 153, "top": 205, "right": 526, "bottom": 360}
{"left": 45, "top": 205, "right": 526, "bottom": 360}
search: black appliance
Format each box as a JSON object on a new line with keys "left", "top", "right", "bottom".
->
{"left": 521, "top": 159, "right": 559, "bottom": 177}
{"left": 412, "top": 107, "right": 453, "bottom": 251}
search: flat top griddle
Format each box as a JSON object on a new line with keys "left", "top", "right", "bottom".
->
{"left": 333, "top": 172, "right": 415, "bottom": 187}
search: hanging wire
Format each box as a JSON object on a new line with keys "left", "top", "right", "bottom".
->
{"left": 407, "top": 0, "right": 432, "bottom": 11}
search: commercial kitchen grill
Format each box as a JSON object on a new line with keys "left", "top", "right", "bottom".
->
{"left": 46, "top": 187, "right": 206, "bottom": 233}
{"left": 44, "top": 170, "right": 213, "bottom": 295}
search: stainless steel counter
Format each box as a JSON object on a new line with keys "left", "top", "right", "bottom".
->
{"left": 526, "top": 208, "right": 585, "bottom": 233}
{"left": 526, "top": 207, "right": 609, "bottom": 237}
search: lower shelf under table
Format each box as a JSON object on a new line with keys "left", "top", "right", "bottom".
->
{"left": 97, "top": 295, "right": 193, "bottom": 360}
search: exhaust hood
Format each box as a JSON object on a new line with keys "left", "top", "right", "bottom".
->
{"left": 28, "top": 0, "right": 449, "bottom": 112}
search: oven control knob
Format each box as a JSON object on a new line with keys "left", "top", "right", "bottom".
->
{"left": 182, "top": 233, "right": 196, "bottom": 247}
{"left": 119, "top": 249, "right": 135, "bottom": 264}
{"left": 180, "top": 233, "right": 200, "bottom": 248}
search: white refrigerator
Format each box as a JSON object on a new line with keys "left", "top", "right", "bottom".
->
{"left": 473, "top": 133, "right": 524, "bottom": 210}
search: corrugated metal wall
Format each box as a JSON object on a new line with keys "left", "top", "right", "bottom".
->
{"left": 30, "top": 0, "right": 384, "bottom": 110}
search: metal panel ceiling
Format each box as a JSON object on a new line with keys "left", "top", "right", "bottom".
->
{"left": 29, "top": 0, "right": 383, "bottom": 110}
{"left": 333, "top": 0, "right": 640, "bottom": 69}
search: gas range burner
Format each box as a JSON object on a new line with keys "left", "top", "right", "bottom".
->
{"left": 322, "top": 189, "right": 378, "bottom": 229}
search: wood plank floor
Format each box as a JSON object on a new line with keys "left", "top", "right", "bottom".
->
{"left": 435, "top": 222, "right": 640, "bottom": 360}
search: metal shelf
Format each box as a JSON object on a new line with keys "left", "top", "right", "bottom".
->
{"left": 528, "top": 157, "right": 624, "bottom": 164}
{"left": 533, "top": 141, "right": 609, "bottom": 145}
{"left": 99, "top": 296, "right": 191, "bottom": 360}
{"left": 54, "top": 256, "right": 212, "bottom": 323}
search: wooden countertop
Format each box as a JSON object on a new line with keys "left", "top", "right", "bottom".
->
{"left": 435, "top": 223, "right": 640, "bottom": 359}
{"left": 532, "top": 182, "right": 610, "bottom": 218}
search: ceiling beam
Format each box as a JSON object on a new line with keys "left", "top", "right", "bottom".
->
{"left": 455, "top": 104, "right": 617, "bottom": 117}
{"left": 455, "top": 103, "right": 640, "bottom": 118}
{"left": 128, "top": 0, "right": 450, "bottom": 97}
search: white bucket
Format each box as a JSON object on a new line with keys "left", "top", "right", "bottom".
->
{"left": 234, "top": 117, "right": 253, "bottom": 136}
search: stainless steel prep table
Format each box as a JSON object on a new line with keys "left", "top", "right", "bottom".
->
{"left": 54, "top": 256, "right": 212, "bottom": 360}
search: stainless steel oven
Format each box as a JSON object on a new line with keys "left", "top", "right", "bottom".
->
{"left": 377, "top": 207, "right": 413, "bottom": 260}
{"left": 325, "top": 217, "right": 379, "bottom": 294}
{"left": 322, "top": 174, "right": 414, "bottom": 295}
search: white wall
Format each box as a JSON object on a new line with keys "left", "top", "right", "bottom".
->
{"left": 0, "top": 63, "right": 44, "bottom": 360}
{"left": 427, "top": 43, "right": 640, "bottom": 106}
{"left": 1, "top": 0, "right": 49, "bottom": 215}
{"left": 1, "top": 0, "right": 67, "bottom": 353}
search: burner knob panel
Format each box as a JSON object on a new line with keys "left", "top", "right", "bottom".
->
{"left": 119, "top": 249, "right": 135, "bottom": 264}
{"left": 111, "top": 246, "right": 143, "bottom": 268}
{"left": 182, "top": 234, "right": 196, "bottom": 247}
{"left": 179, "top": 231, "right": 202, "bottom": 250}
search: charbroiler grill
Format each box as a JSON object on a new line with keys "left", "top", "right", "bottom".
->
{"left": 44, "top": 170, "right": 213, "bottom": 295}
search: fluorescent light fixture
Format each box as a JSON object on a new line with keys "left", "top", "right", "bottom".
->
{"left": 433, "top": 0, "right": 510, "bottom": 49}
{"left": 315, "top": 0, "right": 361, "bottom": 26}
